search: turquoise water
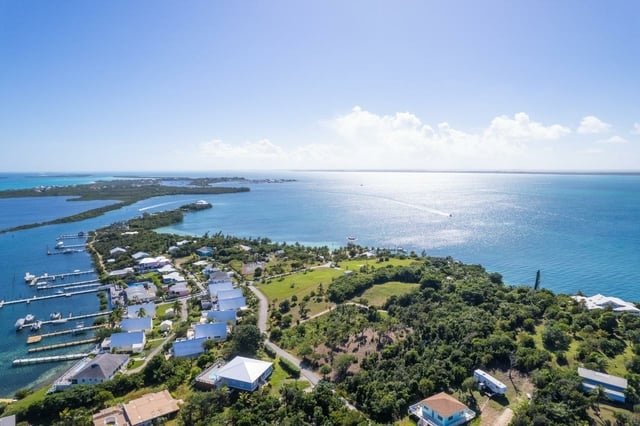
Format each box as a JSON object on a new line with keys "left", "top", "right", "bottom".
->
{"left": 0, "top": 171, "right": 638, "bottom": 396}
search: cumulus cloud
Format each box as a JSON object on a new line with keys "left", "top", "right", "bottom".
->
{"left": 632, "top": 123, "right": 640, "bottom": 135}
{"left": 578, "top": 115, "right": 611, "bottom": 134}
{"left": 598, "top": 135, "right": 628, "bottom": 144}
{"left": 198, "top": 107, "right": 573, "bottom": 170}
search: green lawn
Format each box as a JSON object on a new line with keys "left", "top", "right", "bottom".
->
{"left": 258, "top": 267, "right": 342, "bottom": 302}
{"left": 357, "top": 281, "right": 419, "bottom": 307}
{"left": 339, "top": 257, "right": 418, "bottom": 272}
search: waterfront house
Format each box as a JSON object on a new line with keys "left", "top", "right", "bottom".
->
{"left": 93, "top": 389, "right": 181, "bottom": 426}
{"left": 196, "top": 356, "right": 273, "bottom": 391}
{"left": 162, "top": 271, "right": 184, "bottom": 284}
{"left": 121, "top": 317, "right": 153, "bottom": 333}
{"left": 126, "top": 302, "right": 156, "bottom": 318}
{"left": 194, "top": 322, "right": 227, "bottom": 341}
{"left": 173, "top": 337, "right": 207, "bottom": 358}
{"left": 157, "top": 264, "right": 176, "bottom": 274}
{"left": 408, "top": 392, "right": 476, "bottom": 426}
{"left": 572, "top": 294, "right": 640, "bottom": 315}
{"left": 203, "top": 310, "right": 237, "bottom": 324}
{"left": 138, "top": 256, "right": 171, "bottom": 271}
{"left": 578, "top": 367, "right": 628, "bottom": 403}
{"left": 110, "top": 331, "right": 146, "bottom": 353}
{"left": 70, "top": 353, "right": 129, "bottom": 386}
{"left": 218, "top": 296, "right": 247, "bottom": 311}
{"left": 108, "top": 267, "right": 135, "bottom": 278}
{"left": 124, "top": 284, "right": 157, "bottom": 304}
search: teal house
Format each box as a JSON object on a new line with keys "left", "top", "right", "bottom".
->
{"left": 408, "top": 392, "right": 476, "bottom": 426}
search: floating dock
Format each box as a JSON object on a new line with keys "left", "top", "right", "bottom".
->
{"left": 40, "top": 310, "right": 112, "bottom": 326}
{"left": 56, "top": 232, "right": 87, "bottom": 240}
{"left": 47, "top": 249, "right": 84, "bottom": 256}
{"left": 27, "top": 338, "right": 99, "bottom": 353}
{"left": 13, "top": 353, "right": 88, "bottom": 366}
{"left": 29, "top": 269, "right": 94, "bottom": 284}
{"left": 36, "top": 279, "right": 100, "bottom": 290}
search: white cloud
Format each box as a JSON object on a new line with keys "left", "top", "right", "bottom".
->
{"left": 598, "top": 135, "right": 628, "bottom": 144}
{"left": 632, "top": 123, "right": 640, "bottom": 135}
{"left": 197, "top": 107, "right": 574, "bottom": 170}
{"left": 578, "top": 115, "right": 611, "bottom": 134}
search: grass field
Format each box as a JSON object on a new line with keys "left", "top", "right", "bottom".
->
{"left": 357, "top": 281, "right": 419, "bottom": 307}
{"left": 339, "top": 257, "right": 419, "bottom": 272}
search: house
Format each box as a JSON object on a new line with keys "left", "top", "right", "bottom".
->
{"left": 173, "top": 337, "right": 207, "bottom": 358}
{"left": 157, "top": 264, "right": 176, "bottom": 274}
{"left": 209, "top": 270, "right": 233, "bottom": 284}
{"left": 473, "top": 369, "right": 507, "bottom": 395}
{"left": 217, "top": 288, "right": 243, "bottom": 300}
{"left": 93, "top": 389, "right": 181, "bottom": 426}
{"left": 162, "top": 271, "right": 184, "bottom": 284}
{"left": 194, "top": 322, "right": 227, "bottom": 341}
{"left": 0, "top": 415, "right": 16, "bottom": 426}
{"left": 196, "top": 246, "right": 214, "bottom": 257}
{"left": 578, "top": 367, "right": 628, "bottom": 403}
{"left": 200, "top": 299, "right": 213, "bottom": 310}
{"left": 159, "top": 320, "right": 173, "bottom": 332}
{"left": 124, "top": 283, "right": 156, "bottom": 303}
{"left": 70, "top": 353, "right": 129, "bottom": 386}
{"left": 110, "top": 247, "right": 127, "bottom": 256}
{"left": 131, "top": 251, "right": 150, "bottom": 261}
{"left": 110, "top": 331, "right": 146, "bottom": 353}
{"left": 203, "top": 310, "right": 237, "bottom": 324}
{"left": 218, "top": 296, "right": 247, "bottom": 311}
{"left": 168, "top": 281, "right": 190, "bottom": 297}
{"left": 242, "top": 261, "right": 265, "bottom": 275}
{"left": 196, "top": 356, "right": 273, "bottom": 391}
{"left": 121, "top": 317, "right": 153, "bottom": 333}
{"left": 572, "top": 294, "right": 640, "bottom": 315}
{"left": 108, "top": 267, "right": 135, "bottom": 278}
{"left": 408, "top": 392, "right": 476, "bottom": 426}
{"left": 126, "top": 302, "right": 156, "bottom": 318}
{"left": 138, "top": 256, "right": 171, "bottom": 271}
{"left": 208, "top": 281, "right": 234, "bottom": 297}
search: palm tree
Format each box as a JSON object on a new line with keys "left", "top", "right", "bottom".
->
{"left": 138, "top": 307, "right": 147, "bottom": 318}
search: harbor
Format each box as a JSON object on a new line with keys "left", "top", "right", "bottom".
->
{"left": 35, "top": 278, "right": 101, "bottom": 291}
{"left": 25, "top": 269, "right": 94, "bottom": 285}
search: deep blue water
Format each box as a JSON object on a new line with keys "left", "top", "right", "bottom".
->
{"left": 0, "top": 171, "right": 638, "bottom": 396}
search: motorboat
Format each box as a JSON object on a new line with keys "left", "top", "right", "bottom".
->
{"left": 50, "top": 312, "right": 62, "bottom": 320}
{"left": 30, "top": 321, "right": 42, "bottom": 332}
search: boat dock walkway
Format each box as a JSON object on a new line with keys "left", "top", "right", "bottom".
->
{"left": 54, "top": 243, "right": 86, "bottom": 250}
{"left": 13, "top": 353, "right": 89, "bottom": 366}
{"left": 27, "top": 325, "right": 106, "bottom": 343}
{"left": 56, "top": 232, "right": 87, "bottom": 240}
{"left": 47, "top": 249, "right": 84, "bottom": 256}
{"left": 27, "top": 338, "right": 99, "bottom": 353}
{"left": 0, "top": 286, "right": 111, "bottom": 307}
{"left": 31, "top": 269, "right": 94, "bottom": 283}
{"left": 36, "top": 279, "right": 100, "bottom": 290}
{"left": 40, "top": 310, "right": 112, "bottom": 326}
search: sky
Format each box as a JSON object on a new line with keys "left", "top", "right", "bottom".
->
{"left": 1, "top": 0, "right": 639, "bottom": 172}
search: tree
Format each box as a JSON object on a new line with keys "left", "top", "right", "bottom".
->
{"left": 319, "top": 364, "right": 332, "bottom": 379}
{"left": 231, "top": 324, "right": 263, "bottom": 356}
{"left": 137, "top": 307, "right": 147, "bottom": 318}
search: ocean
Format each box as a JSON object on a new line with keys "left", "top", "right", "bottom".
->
{"left": 0, "top": 171, "right": 638, "bottom": 396}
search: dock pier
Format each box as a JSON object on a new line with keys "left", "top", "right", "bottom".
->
{"left": 40, "top": 310, "right": 112, "bottom": 326}
{"left": 27, "top": 338, "right": 99, "bottom": 353}
{"left": 36, "top": 279, "right": 100, "bottom": 291}
{"left": 13, "top": 353, "right": 88, "bottom": 366}
{"left": 0, "top": 286, "right": 111, "bottom": 308}
{"left": 27, "top": 324, "right": 107, "bottom": 343}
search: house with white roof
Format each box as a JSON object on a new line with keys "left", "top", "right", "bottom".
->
{"left": 138, "top": 256, "right": 171, "bottom": 271}
{"left": 196, "top": 356, "right": 273, "bottom": 391}
{"left": 162, "top": 271, "right": 185, "bottom": 284}
{"left": 131, "top": 251, "right": 150, "bottom": 261}
{"left": 109, "top": 247, "right": 127, "bottom": 256}
{"left": 168, "top": 281, "right": 190, "bottom": 297}
{"left": 125, "top": 284, "right": 157, "bottom": 303}
{"left": 578, "top": 367, "right": 628, "bottom": 403}
{"left": 572, "top": 294, "right": 640, "bottom": 315}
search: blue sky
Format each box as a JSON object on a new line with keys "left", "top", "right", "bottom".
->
{"left": 1, "top": 0, "right": 639, "bottom": 172}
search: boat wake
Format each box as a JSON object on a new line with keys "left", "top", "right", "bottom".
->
{"left": 320, "top": 190, "right": 452, "bottom": 217}
{"left": 138, "top": 199, "right": 194, "bottom": 212}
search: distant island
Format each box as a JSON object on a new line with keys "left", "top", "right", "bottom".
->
{"left": 0, "top": 177, "right": 254, "bottom": 234}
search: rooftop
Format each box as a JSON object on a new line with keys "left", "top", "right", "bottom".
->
{"left": 122, "top": 390, "right": 181, "bottom": 426}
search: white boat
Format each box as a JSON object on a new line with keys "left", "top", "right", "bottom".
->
{"left": 30, "top": 321, "right": 42, "bottom": 332}
{"left": 55, "top": 241, "right": 65, "bottom": 249}
{"left": 50, "top": 312, "right": 62, "bottom": 320}
{"left": 14, "top": 318, "right": 25, "bottom": 331}
{"left": 24, "top": 272, "right": 36, "bottom": 283}
{"left": 24, "top": 314, "right": 35, "bottom": 324}
{"left": 51, "top": 318, "right": 68, "bottom": 325}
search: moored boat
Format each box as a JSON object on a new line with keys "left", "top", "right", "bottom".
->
{"left": 15, "top": 318, "right": 25, "bottom": 331}
{"left": 30, "top": 321, "right": 42, "bottom": 332}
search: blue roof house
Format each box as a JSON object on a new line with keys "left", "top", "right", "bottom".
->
{"left": 110, "top": 331, "right": 146, "bottom": 353}
{"left": 204, "top": 310, "right": 237, "bottom": 324}
{"left": 120, "top": 317, "right": 153, "bottom": 333}
{"left": 217, "top": 288, "right": 243, "bottom": 300}
{"left": 194, "top": 323, "right": 227, "bottom": 342}
{"left": 126, "top": 302, "right": 156, "bottom": 318}
{"left": 218, "top": 296, "right": 246, "bottom": 311}
{"left": 173, "top": 337, "right": 207, "bottom": 358}
{"left": 208, "top": 282, "right": 234, "bottom": 297}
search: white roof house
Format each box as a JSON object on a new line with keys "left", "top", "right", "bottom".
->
{"left": 196, "top": 356, "right": 273, "bottom": 391}
{"left": 572, "top": 294, "right": 640, "bottom": 315}
{"left": 109, "top": 247, "right": 127, "bottom": 256}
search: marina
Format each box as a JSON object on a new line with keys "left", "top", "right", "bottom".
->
{"left": 56, "top": 232, "right": 87, "bottom": 240}
{"left": 26, "top": 325, "right": 106, "bottom": 344}
{"left": 25, "top": 269, "right": 94, "bottom": 285}
{"left": 35, "top": 279, "right": 101, "bottom": 291}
